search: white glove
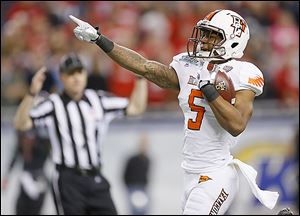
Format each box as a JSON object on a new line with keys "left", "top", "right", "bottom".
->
{"left": 198, "top": 62, "right": 217, "bottom": 89}
{"left": 69, "top": 15, "right": 99, "bottom": 43}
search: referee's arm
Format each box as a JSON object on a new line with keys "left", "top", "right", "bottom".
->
{"left": 126, "top": 77, "right": 148, "bottom": 116}
{"left": 14, "top": 67, "right": 47, "bottom": 131}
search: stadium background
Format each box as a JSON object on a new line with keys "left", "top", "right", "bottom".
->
{"left": 1, "top": 1, "right": 299, "bottom": 215}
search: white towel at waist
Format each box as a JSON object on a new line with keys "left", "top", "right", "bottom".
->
{"left": 230, "top": 158, "right": 279, "bottom": 209}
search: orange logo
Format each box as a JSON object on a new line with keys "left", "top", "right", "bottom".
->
{"left": 248, "top": 76, "right": 264, "bottom": 87}
{"left": 198, "top": 175, "right": 212, "bottom": 183}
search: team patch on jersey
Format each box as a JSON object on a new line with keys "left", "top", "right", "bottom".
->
{"left": 209, "top": 188, "right": 229, "bottom": 215}
{"left": 198, "top": 175, "right": 212, "bottom": 183}
{"left": 248, "top": 75, "right": 264, "bottom": 87}
{"left": 188, "top": 75, "right": 198, "bottom": 86}
{"left": 222, "top": 65, "right": 233, "bottom": 72}
{"left": 179, "top": 55, "right": 200, "bottom": 66}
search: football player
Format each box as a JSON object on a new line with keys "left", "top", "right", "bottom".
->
{"left": 70, "top": 9, "right": 279, "bottom": 214}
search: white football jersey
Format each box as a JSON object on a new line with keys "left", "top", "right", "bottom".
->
{"left": 170, "top": 52, "right": 264, "bottom": 173}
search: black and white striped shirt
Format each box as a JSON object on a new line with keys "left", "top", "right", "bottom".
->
{"left": 29, "top": 89, "right": 128, "bottom": 170}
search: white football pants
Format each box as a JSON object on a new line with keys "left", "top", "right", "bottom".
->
{"left": 182, "top": 164, "right": 239, "bottom": 215}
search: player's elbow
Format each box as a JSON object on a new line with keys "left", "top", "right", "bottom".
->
{"left": 227, "top": 122, "right": 246, "bottom": 137}
{"left": 229, "top": 128, "right": 244, "bottom": 137}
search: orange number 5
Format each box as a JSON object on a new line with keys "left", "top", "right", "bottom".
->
{"left": 188, "top": 89, "right": 205, "bottom": 130}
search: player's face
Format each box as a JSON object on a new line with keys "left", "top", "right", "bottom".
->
{"left": 199, "top": 28, "right": 223, "bottom": 51}
{"left": 61, "top": 69, "right": 87, "bottom": 96}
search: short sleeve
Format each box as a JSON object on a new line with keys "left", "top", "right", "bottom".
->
{"left": 237, "top": 62, "right": 264, "bottom": 96}
{"left": 170, "top": 52, "right": 196, "bottom": 90}
{"left": 170, "top": 53, "right": 184, "bottom": 76}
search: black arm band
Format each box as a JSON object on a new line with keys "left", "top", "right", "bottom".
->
{"left": 201, "top": 84, "right": 219, "bottom": 102}
{"left": 95, "top": 35, "right": 114, "bottom": 53}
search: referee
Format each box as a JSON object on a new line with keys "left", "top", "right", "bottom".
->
{"left": 14, "top": 53, "right": 148, "bottom": 215}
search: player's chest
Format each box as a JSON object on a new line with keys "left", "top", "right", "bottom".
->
{"left": 177, "top": 64, "right": 238, "bottom": 113}
{"left": 178, "top": 70, "right": 209, "bottom": 113}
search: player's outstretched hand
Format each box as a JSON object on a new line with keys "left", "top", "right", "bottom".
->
{"left": 69, "top": 15, "right": 99, "bottom": 43}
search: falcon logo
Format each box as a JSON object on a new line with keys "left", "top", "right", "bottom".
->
{"left": 198, "top": 175, "right": 212, "bottom": 183}
{"left": 248, "top": 76, "right": 264, "bottom": 87}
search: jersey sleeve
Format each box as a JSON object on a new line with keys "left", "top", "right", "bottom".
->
{"left": 169, "top": 53, "right": 190, "bottom": 90}
{"left": 236, "top": 62, "right": 264, "bottom": 96}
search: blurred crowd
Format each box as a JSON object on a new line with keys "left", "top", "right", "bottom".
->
{"left": 1, "top": 1, "right": 299, "bottom": 109}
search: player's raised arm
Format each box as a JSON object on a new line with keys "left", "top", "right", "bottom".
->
{"left": 69, "top": 15, "right": 179, "bottom": 90}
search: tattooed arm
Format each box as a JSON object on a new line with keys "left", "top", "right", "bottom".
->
{"left": 69, "top": 15, "right": 179, "bottom": 90}
{"left": 107, "top": 44, "right": 179, "bottom": 90}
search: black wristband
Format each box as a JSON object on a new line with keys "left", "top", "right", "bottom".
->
{"left": 201, "top": 84, "right": 219, "bottom": 102}
{"left": 95, "top": 35, "right": 114, "bottom": 53}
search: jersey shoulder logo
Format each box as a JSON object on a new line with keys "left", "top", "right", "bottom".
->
{"left": 223, "top": 65, "right": 233, "bottom": 72}
{"left": 248, "top": 75, "right": 264, "bottom": 87}
{"left": 179, "top": 55, "right": 200, "bottom": 66}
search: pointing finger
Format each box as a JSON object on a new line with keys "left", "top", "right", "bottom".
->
{"left": 69, "top": 15, "right": 86, "bottom": 26}
{"left": 37, "top": 66, "right": 47, "bottom": 74}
